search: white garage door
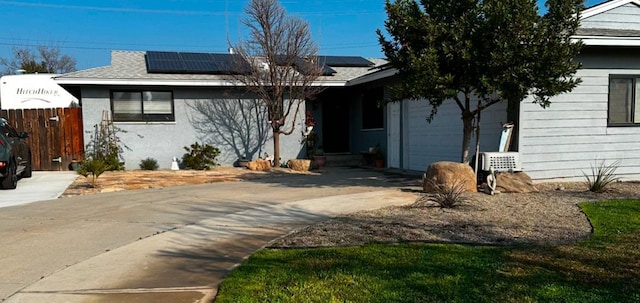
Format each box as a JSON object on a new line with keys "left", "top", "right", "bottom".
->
{"left": 403, "top": 99, "right": 507, "bottom": 171}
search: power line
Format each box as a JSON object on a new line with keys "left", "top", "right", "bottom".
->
{"left": 0, "top": 40, "right": 380, "bottom": 53}
{"left": 0, "top": 0, "right": 385, "bottom": 16}
{"left": 0, "top": 37, "right": 225, "bottom": 49}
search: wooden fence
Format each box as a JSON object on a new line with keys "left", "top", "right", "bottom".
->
{"left": 0, "top": 108, "right": 84, "bottom": 171}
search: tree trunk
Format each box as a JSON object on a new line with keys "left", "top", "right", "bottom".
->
{"left": 506, "top": 99, "right": 520, "bottom": 151}
{"left": 272, "top": 130, "right": 281, "bottom": 167}
{"left": 474, "top": 108, "right": 481, "bottom": 177}
{"left": 461, "top": 115, "right": 474, "bottom": 164}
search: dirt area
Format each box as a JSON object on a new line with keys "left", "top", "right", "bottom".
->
{"left": 61, "top": 167, "right": 313, "bottom": 197}
{"left": 268, "top": 181, "right": 640, "bottom": 248}
{"left": 61, "top": 169, "right": 640, "bottom": 249}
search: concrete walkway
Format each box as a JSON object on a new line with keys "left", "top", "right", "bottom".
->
{"left": 0, "top": 168, "right": 420, "bottom": 303}
{"left": 0, "top": 171, "right": 78, "bottom": 208}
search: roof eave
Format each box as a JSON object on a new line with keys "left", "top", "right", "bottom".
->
{"left": 346, "top": 68, "right": 398, "bottom": 86}
{"left": 54, "top": 78, "right": 349, "bottom": 87}
{"left": 581, "top": 0, "right": 640, "bottom": 19}
{"left": 573, "top": 36, "right": 640, "bottom": 46}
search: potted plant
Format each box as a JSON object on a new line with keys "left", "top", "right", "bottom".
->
{"left": 304, "top": 131, "right": 318, "bottom": 160}
{"left": 313, "top": 146, "right": 326, "bottom": 168}
{"left": 304, "top": 110, "right": 316, "bottom": 135}
{"left": 374, "top": 145, "right": 384, "bottom": 168}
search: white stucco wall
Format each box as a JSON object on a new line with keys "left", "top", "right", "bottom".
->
{"left": 81, "top": 87, "right": 306, "bottom": 170}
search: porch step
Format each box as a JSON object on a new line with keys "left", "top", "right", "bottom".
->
{"left": 324, "top": 153, "right": 363, "bottom": 167}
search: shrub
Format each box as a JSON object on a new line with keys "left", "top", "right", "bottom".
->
{"left": 85, "top": 120, "right": 128, "bottom": 171}
{"left": 139, "top": 158, "right": 159, "bottom": 170}
{"left": 584, "top": 160, "right": 621, "bottom": 193}
{"left": 426, "top": 177, "right": 467, "bottom": 208}
{"left": 77, "top": 159, "right": 111, "bottom": 188}
{"left": 182, "top": 142, "right": 220, "bottom": 170}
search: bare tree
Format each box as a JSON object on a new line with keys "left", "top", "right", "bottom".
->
{"left": 37, "top": 46, "right": 77, "bottom": 74}
{"left": 231, "top": 0, "right": 325, "bottom": 167}
{"left": 0, "top": 45, "right": 77, "bottom": 75}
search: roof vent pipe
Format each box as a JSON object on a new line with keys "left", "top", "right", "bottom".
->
{"left": 228, "top": 47, "right": 235, "bottom": 54}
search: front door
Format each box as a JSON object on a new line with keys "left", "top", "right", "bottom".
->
{"left": 322, "top": 98, "right": 350, "bottom": 153}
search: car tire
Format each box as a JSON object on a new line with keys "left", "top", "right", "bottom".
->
{"left": 1, "top": 161, "right": 18, "bottom": 189}
{"left": 22, "top": 157, "right": 32, "bottom": 178}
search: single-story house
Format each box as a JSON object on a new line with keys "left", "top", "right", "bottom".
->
{"left": 55, "top": 51, "right": 390, "bottom": 169}
{"left": 55, "top": 0, "right": 640, "bottom": 181}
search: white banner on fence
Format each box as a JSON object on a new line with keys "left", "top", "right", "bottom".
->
{"left": 0, "top": 74, "right": 79, "bottom": 110}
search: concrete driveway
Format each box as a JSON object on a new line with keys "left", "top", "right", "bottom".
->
{"left": 0, "top": 168, "right": 420, "bottom": 303}
{"left": 0, "top": 171, "right": 78, "bottom": 208}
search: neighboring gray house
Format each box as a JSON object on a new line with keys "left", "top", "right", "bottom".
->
{"left": 376, "top": 0, "right": 640, "bottom": 181}
{"left": 55, "top": 51, "right": 389, "bottom": 169}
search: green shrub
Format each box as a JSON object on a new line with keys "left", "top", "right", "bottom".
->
{"left": 139, "top": 158, "right": 159, "bottom": 170}
{"left": 182, "top": 142, "right": 220, "bottom": 170}
{"left": 584, "top": 160, "right": 621, "bottom": 193}
{"left": 85, "top": 120, "right": 128, "bottom": 171}
{"left": 77, "top": 159, "right": 111, "bottom": 187}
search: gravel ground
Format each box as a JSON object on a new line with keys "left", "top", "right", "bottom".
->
{"left": 270, "top": 181, "right": 640, "bottom": 248}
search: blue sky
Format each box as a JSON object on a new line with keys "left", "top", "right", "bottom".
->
{"left": 0, "top": 0, "right": 606, "bottom": 71}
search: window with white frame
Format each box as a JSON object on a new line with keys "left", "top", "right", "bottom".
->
{"left": 608, "top": 76, "right": 640, "bottom": 125}
{"left": 111, "top": 90, "right": 174, "bottom": 122}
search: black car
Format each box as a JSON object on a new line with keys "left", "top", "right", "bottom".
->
{"left": 0, "top": 118, "right": 32, "bottom": 189}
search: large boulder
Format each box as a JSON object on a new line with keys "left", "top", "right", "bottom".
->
{"left": 423, "top": 161, "right": 477, "bottom": 193}
{"left": 287, "top": 159, "right": 311, "bottom": 172}
{"left": 496, "top": 172, "right": 538, "bottom": 193}
{"left": 246, "top": 159, "right": 272, "bottom": 171}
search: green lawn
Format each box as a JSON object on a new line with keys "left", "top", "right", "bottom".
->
{"left": 215, "top": 200, "right": 640, "bottom": 303}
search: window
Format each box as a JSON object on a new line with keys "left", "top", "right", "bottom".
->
{"left": 609, "top": 76, "right": 640, "bottom": 125}
{"left": 362, "top": 87, "right": 384, "bottom": 129}
{"left": 111, "top": 90, "right": 174, "bottom": 122}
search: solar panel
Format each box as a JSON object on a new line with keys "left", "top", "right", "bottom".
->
{"left": 147, "top": 51, "right": 181, "bottom": 61}
{"left": 211, "top": 53, "right": 251, "bottom": 74}
{"left": 182, "top": 60, "right": 217, "bottom": 72}
{"left": 180, "top": 52, "right": 211, "bottom": 62}
{"left": 146, "top": 58, "right": 186, "bottom": 73}
{"left": 145, "top": 51, "right": 251, "bottom": 74}
{"left": 145, "top": 51, "right": 363, "bottom": 75}
{"left": 318, "top": 56, "right": 374, "bottom": 67}
{"left": 270, "top": 56, "right": 336, "bottom": 76}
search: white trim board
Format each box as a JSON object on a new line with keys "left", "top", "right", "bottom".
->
{"left": 581, "top": 0, "right": 640, "bottom": 19}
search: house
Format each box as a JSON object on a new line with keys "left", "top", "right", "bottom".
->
{"left": 55, "top": 1, "right": 640, "bottom": 179}
{"left": 377, "top": 0, "right": 640, "bottom": 181}
{"left": 55, "top": 51, "right": 389, "bottom": 169}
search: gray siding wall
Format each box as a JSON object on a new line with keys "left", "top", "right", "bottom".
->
{"left": 581, "top": 3, "right": 640, "bottom": 30}
{"left": 402, "top": 97, "right": 507, "bottom": 172}
{"left": 81, "top": 87, "right": 305, "bottom": 170}
{"left": 519, "top": 50, "right": 640, "bottom": 181}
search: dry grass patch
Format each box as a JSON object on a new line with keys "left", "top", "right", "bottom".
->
{"left": 61, "top": 167, "right": 315, "bottom": 197}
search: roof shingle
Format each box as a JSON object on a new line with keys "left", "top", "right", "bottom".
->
{"left": 57, "top": 50, "right": 388, "bottom": 85}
